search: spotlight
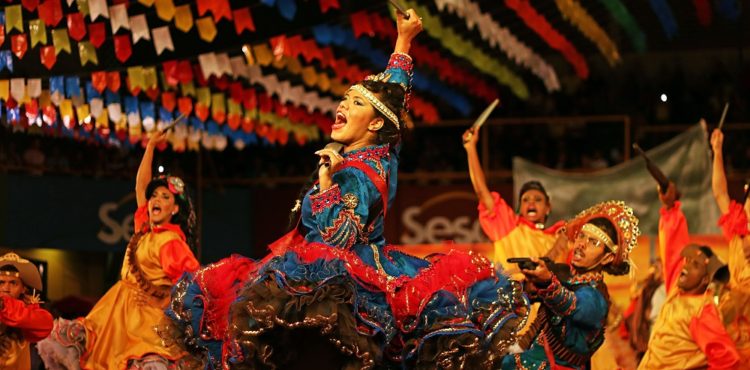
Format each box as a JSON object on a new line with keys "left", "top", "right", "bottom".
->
{"left": 660, "top": 94, "right": 668, "bottom": 103}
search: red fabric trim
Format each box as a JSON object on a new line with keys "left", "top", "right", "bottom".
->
{"left": 718, "top": 200, "right": 749, "bottom": 241}
{"left": 310, "top": 184, "right": 342, "bottom": 215}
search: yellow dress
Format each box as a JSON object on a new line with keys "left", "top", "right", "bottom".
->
{"left": 80, "top": 207, "right": 199, "bottom": 369}
{"left": 0, "top": 339, "right": 30, "bottom": 370}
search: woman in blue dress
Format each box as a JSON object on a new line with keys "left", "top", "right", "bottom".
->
{"left": 166, "top": 9, "right": 529, "bottom": 370}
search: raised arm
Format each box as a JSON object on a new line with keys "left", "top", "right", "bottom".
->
{"left": 135, "top": 130, "right": 167, "bottom": 207}
{"left": 463, "top": 127, "right": 494, "bottom": 212}
{"left": 711, "top": 129, "right": 730, "bottom": 214}
{"left": 394, "top": 9, "right": 422, "bottom": 55}
{"left": 658, "top": 182, "right": 689, "bottom": 294}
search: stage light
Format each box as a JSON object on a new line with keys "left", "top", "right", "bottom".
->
{"left": 660, "top": 93, "right": 668, "bottom": 102}
{"left": 158, "top": 166, "right": 165, "bottom": 173}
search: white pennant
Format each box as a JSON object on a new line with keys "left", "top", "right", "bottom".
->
{"left": 27, "top": 79, "right": 42, "bottom": 98}
{"left": 89, "top": 0, "right": 110, "bottom": 20}
{"left": 67, "top": 0, "right": 75, "bottom": 6}
{"left": 130, "top": 15, "right": 151, "bottom": 43}
{"left": 90, "top": 98, "right": 104, "bottom": 117}
{"left": 10, "top": 78, "right": 26, "bottom": 102}
{"left": 215, "top": 53, "right": 232, "bottom": 77}
{"left": 109, "top": 4, "right": 130, "bottom": 32}
{"left": 152, "top": 26, "right": 174, "bottom": 55}
{"left": 230, "top": 56, "right": 248, "bottom": 79}
{"left": 108, "top": 103, "right": 122, "bottom": 123}
{"left": 198, "top": 53, "right": 220, "bottom": 78}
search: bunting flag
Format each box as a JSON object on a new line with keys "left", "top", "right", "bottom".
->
{"left": 504, "top": 0, "right": 588, "bottom": 78}
{"left": 130, "top": 14, "right": 151, "bottom": 43}
{"left": 196, "top": 17, "right": 217, "bottom": 42}
{"left": 78, "top": 41, "right": 98, "bottom": 65}
{"left": 88, "top": 0, "right": 109, "bottom": 20}
{"left": 109, "top": 4, "right": 130, "bottom": 33}
{"left": 155, "top": 0, "right": 176, "bottom": 21}
{"left": 319, "top": 0, "right": 339, "bottom": 13}
{"left": 432, "top": 0, "right": 560, "bottom": 91}
{"left": 39, "top": 0, "right": 64, "bottom": 27}
{"left": 6, "top": 5, "right": 23, "bottom": 32}
{"left": 23, "top": 0, "right": 40, "bottom": 12}
{"left": 174, "top": 4, "right": 193, "bottom": 32}
{"left": 114, "top": 34, "right": 132, "bottom": 62}
{"left": 597, "top": 0, "right": 646, "bottom": 52}
{"left": 648, "top": 0, "right": 678, "bottom": 40}
{"left": 51, "top": 28, "right": 71, "bottom": 54}
{"left": 67, "top": 13, "right": 87, "bottom": 41}
{"left": 77, "top": 0, "right": 90, "bottom": 17}
{"left": 40, "top": 45, "right": 56, "bottom": 69}
{"left": 88, "top": 22, "right": 106, "bottom": 48}
{"left": 29, "top": 19, "right": 48, "bottom": 47}
{"left": 233, "top": 7, "right": 255, "bottom": 34}
{"left": 554, "top": 0, "right": 620, "bottom": 66}
{"left": 152, "top": 26, "right": 174, "bottom": 54}
{"left": 11, "top": 34, "right": 29, "bottom": 60}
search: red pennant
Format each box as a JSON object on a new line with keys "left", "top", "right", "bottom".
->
{"left": 12, "top": 34, "right": 28, "bottom": 60}
{"left": 229, "top": 82, "right": 243, "bottom": 103}
{"left": 213, "top": 76, "right": 229, "bottom": 91}
{"left": 161, "top": 92, "right": 176, "bottom": 112}
{"left": 88, "top": 22, "right": 106, "bottom": 48}
{"left": 270, "top": 35, "right": 288, "bottom": 59}
{"left": 258, "top": 94, "right": 272, "bottom": 113}
{"left": 277, "top": 128, "right": 289, "bottom": 146}
{"left": 319, "top": 0, "right": 339, "bottom": 13}
{"left": 212, "top": 0, "right": 232, "bottom": 22}
{"left": 107, "top": 71, "right": 121, "bottom": 92}
{"left": 163, "top": 60, "right": 180, "bottom": 86}
{"left": 125, "top": 78, "right": 141, "bottom": 96}
{"left": 22, "top": 0, "right": 39, "bottom": 12}
{"left": 241, "top": 116, "right": 254, "bottom": 133}
{"left": 0, "top": 26, "right": 5, "bottom": 48}
{"left": 212, "top": 110, "right": 226, "bottom": 124}
{"left": 178, "top": 97, "right": 193, "bottom": 116}
{"left": 196, "top": 0, "right": 211, "bottom": 16}
{"left": 40, "top": 45, "right": 56, "bottom": 69}
{"left": 115, "top": 128, "right": 127, "bottom": 141}
{"left": 193, "top": 64, "right": 208, "bottom": 86}
{"left": 39, "top": 0, "right": 63, "bottom": 27}
{"left": 242, "top": 88, "right": 256, "bottom": 110}
{"left": 114, "top": 34, "right": 132, "bottom": 62}
{"left": 91, "top": 71, "right": 107, "bottom": 92}
{"left": 67, "top": 13, "right": 87, "bottom": 41}
{"left": 227, "top": 114, "right": 240, "bottom": 130}
{"left": 43, "top": 105, "right": 57, "bottom": 126}
{"left": 145, "top": 87, "right": 160, "bottom": 101}
{"left": 350, "top": 11, "right": 374, "bottom": 38}
{"left": 194, "top": 103, "right": 209, "bottom": 121}
{"left": 233, "top": 7, "right": 255, "bottom": 34}
{"left": 177, "top": 60, "right": 194, "bottom": 84}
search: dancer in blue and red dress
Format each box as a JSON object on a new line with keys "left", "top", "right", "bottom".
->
{"left": 166, "top": 9, "right": 530, "bottom": 370}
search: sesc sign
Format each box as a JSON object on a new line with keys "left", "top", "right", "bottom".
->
{"left": 397, "top": 191, "right": 488, "bottom": 244}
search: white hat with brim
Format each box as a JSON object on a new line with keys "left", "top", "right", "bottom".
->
{"left": 0, "top": 253, "right": 43, "bottom": 291}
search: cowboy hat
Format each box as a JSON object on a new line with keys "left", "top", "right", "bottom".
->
{"left": 0, "top": 253, "right": 43, "bottom": 291}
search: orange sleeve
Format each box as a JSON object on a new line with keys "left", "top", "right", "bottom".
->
{"left": 718, "top": 200, "right": 749, "bottom": 242}
{"left": 160, "top": 239, "right": 200, "bottom": 283}
{"left": 689, "top": 303, "right": 740, "bottom": 370}
{"left": 0, "top": 296, "right": 53, "bottom": 342}
{"left": 659, "top": 201, "right": 690, "bottom": 294}
{"left": 133, "top": 205, "right": 149, "bottom": 233}
{"left": 478, "top": 191, "right": 518, "bottom": 242}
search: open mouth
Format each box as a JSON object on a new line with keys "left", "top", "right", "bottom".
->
{"left": 526, "top": 207, "right": 538, "bottom": 217}
{"left": 573, "top": 249, "right": 584, "bottom": 260}
{"left": 678, "top": 269, "right": 687, "bottom": 282}
{"left": 333, "top": 111, "right": 347, "bottom": 131}
{"left": 151, "top": 205, "right": 162, "bottom": 216}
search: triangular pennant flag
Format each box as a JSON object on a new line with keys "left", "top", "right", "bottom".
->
{"left": 127, "top": 66, "right": 145, "bottom": 94}
{"left": 178, "top": 96, "right": 193, "bottom": 116}
{"left": 77, "top": 0, "right": 90, "bottom": 17}
{"left": 27, "top": 79, "right": 42, "bottom": 98}
{"left": 67, "top": 13, "right": 87, "bottom": 41}
{"left": 138, "top": 0, "right": 155, "bottom": 6}
{"left": 233, "top": 7, "right": 255, "bottom": 34}
{"left": 114, "top": 34, "right": 132, "bottom": 62}
{"left": 109, "top": 4, "right": 130, "bottom": 32}
{"left": 230, "top": 56, "right": 248, "bottom": 79}
{"left": 211, "top": 0, "right": 232, "bottom": 22}
{"left": 143, "top": 66, "right": 158, "bottom": 89}
{"left": 130, "top": 14, "right": 151, "bottom": 43}
{"left": 155, "top": 0, "right": 176, "bottom": 21}
{"left": 10, "top": 78, "right": 26, "bottom": 102}
{"left": 319, "top": 0, "right": 340, "bottom": 13}
{"left": 22, "top": 0, "right": 40, "bottom": 12}
{"left": 0, "top": 81, "right": 8, "bottom": 101}
{"left": 40, "top": 45, "right": 56, "bottom": 69}
{"left": 52, "top": 28, "right": 71, "bottom": 54}
{"left": 78, "top": 41, "right": 98, "bottom": 65}
{"left": 195, "top": 17, "right": 217, "bottom": 42}
{"left": 91, "top": 71, "right": 107, "bottom": 92}
{"left": 196, "top": 0, "right": 211, "bottom": 16}
{"left": 11, "top": 34, "right": 28, "bottom": 60}
{"left": 107, "top": 71, "right": 121, "bottom": 91}
{"left": 29, "top": 20, "right": 48, "bottom": 47}
{"left": 39, "top": 0, "right": 64, "bottom": 27}
{"left": 6, "top": 5, "right": 23, "bottom": 33}
{"left": 181, "top": 81, "right": 196, "bottom": 97}
{"left": 89, "top": 0, "right": 109, "bottom": 20}
{"left": 174, "top": 5, "right": 193, "bottom": 32}
{"left": 88, "top": 22, "right": 106, "bottom": 48}
{"left": 152, "top": 26, "right": 174, "bottom": 54}
{"left": 161, "top": 91, "right": 176, "bottom": 111}
{"left": 215, "top": 53, "right": 232, "bottom": 76}
{"left": 198, "top": 52, "right": 219, "bottom": 78}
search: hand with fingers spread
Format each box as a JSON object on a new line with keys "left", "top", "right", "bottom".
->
{"left": 462, "top": 127, "right": 479, "bottom": 150}
{"left": 316, "top": 147, "right": 344, "bottom": 191}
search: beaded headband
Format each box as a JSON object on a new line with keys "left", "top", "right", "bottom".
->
{"left": 350, "top": 84, "right": 400, "bottom": 129}
{"left": 581, "top": 223, "right": 616, "bottom": 251}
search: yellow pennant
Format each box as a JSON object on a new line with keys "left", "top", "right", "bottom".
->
{"left": 143, "top": 67, "right": 158, "bottom": 89}
{"left": 195, "top": 17, "right": 217, "bottom": 42}
{"left": 5, "top": 5, "right": 23, "bottom": 33}
{"left": 285, "top": 57, "right": 302, "bottom": 74}
{"left": 139, "top": 0, "right": 155, "bottom": 6}
{"left": 196, "top": 87, "right": 211, "bottom": 106}
{"left": 39, "top": 90, "right": 51, "bottom": 107}
{"left": 174, "top": 5, "right": 193, "bottom": 32}
{"left": 252, "top": 44, "right": 273, "bottom": 66}
{"left": 0, "top": 81, "right": 8, "bottom": 101}
{"left": 211, "top": 93, "right": 225, "bottom": 113}
{"left": 77, "top": 104, "right": 91, "bottom": 124}
{"left": 60, "top": 99, "right": 74, "bottom": 119}
{"left": 29, "top": 20, "right": 48, "bottom": 47}
{"left": 155, "top": 0, "right": 176, "bottom": 21}
{"left": 77, "top": 0, "right": 90, "bottom": 17}
{"left": 180, "top": 82, "right": 196, "bottom": 97}
{"left": 228, "top": 100, "right": 241, "bottom": 115}
{"left": 96, "top": 108, "right": 108, "bottom": 127}
{"left": 78, "top": 41, "right": 98, "bottom": 66}
{"left": 127, "top": 66, "right": 145, "bottom": 91}
{"left": 52, "top": 29, "right": 72, "bottom": 55}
